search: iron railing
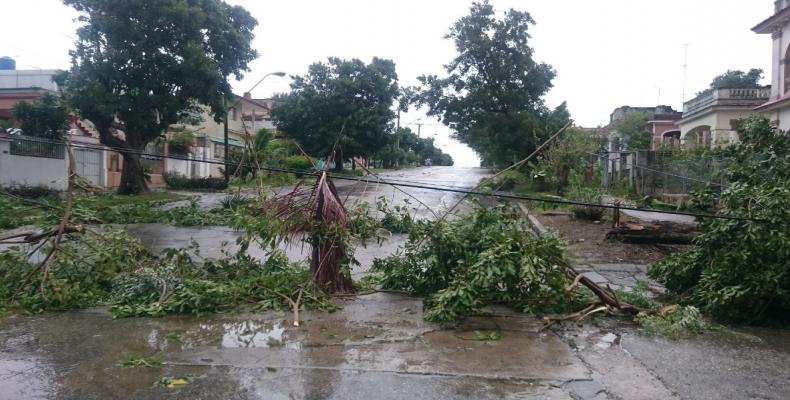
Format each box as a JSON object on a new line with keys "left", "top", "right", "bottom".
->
{"left": 9, "top": 136, "right": 65, "bottom": 159}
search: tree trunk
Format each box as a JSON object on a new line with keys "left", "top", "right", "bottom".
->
{"left": 606, "top": 222, "right": 698, "bottom": 245}
{"left": 333, "top": 147, "right": 344, "bottom": 172}
{"left": 310, "top": 175, "right": 354, "bottom": 294}
{"left": 118, "top": 150, "right": 150, "bottom": 195}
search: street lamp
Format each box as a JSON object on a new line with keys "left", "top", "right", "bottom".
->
{"left": 246, "top": 71, "right": 287, "bottom": 95}
{"left": 224, "top": 71, "right": 287, "bottom": 182}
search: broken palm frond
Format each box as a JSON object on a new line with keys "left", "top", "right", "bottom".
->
{"left": 310, "top": 171, "right": 354, "bottom": 293}
{"left": 73, "top": 174, "right": 104, "bottom": 193}
{"left": 237, "top": 168, "right": 355, "bottom": 295}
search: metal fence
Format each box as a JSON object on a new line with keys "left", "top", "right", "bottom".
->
{"left": 601, "top": 150, "right": 731, "bottom": 196}
{"left": 9, "top": 135, "right": 65, "bottom": 159}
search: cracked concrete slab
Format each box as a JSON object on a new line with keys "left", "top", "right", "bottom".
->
{"left": 558, "top": 325, "right": 679, "bottom": 400}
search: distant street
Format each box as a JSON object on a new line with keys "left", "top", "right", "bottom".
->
{"left": 335, "top": 166, "right": 490, "bottom": 218}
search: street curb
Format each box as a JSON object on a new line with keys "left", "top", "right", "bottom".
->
{"left": 516, "top": 201, "right": 548, "bottom": 236}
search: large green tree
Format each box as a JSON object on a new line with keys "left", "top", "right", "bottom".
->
{"left": 413, "top": 1, "right": 569, "bottom": 167}
{"left": 60, "top": 0, "right": 258, "bottom": 194}
{"left": 11, "top": 93, "right": 69, "bottom": 139}
{"left": 272, "top": 57, "right": 399, "bottom": 171}
{"left": 649, "top": 117, "right": 790, "bottom": 323}
{"left": 612, "top": 111, "right": 652, "bottom": 150}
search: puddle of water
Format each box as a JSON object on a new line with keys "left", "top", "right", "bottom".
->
{"left": 143, "top": 319, "right": 304, "bottom": 350}
{"left": 219, "top": 320, "right": 286, "bottom": 348}
{"left": 595, "top": 332, "right": 619, "bottom": 349}
{"left": 0, "top": 357, "right": 57, "bottom": 399}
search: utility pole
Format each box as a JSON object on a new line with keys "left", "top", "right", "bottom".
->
{"left": 681, "top": 43, "right": 689, "bottom": 105}
{"left": 416, "top": 123, "right": 423, "bottom": 137}
{"left": 396, "top": 108, "right": 401, "bottom": 148}
{"left": 223, "top": 97, "right": 230, "bottom": 183}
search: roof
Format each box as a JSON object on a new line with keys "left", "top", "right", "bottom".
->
{"left": 206, "top": 136, "right": 244, "bottom": 147}
{"left": 754, "top": 95, "right": 790, "bottom": 111}
{"left": 0, "top": 70, "right": 60, "bottom": 91}
{"left": 233, "top": 95, "right": 274, "bottom": 111}
{"left": 753, "top": 6, "right": 790, "bottom": 34}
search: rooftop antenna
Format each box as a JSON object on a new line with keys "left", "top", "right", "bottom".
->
{"left": 681, "top": 43, "right": 689, "bottom": 105}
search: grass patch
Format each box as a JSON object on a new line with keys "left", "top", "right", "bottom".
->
{"left": 473, "top": 330, "right": 501, "bottom": 341}
{"left": 165, "top": 330, "right": 185, "bottom": 340}
{"left": 228, "top": 173, "right": 299, "bottom": 189}
{"left": 78, "top": 191, "right": 187, "bottom": 209}
{"left": 613, "top": 281, "right": 659, "bottom": 310}
{"left": 636, "top": 305, "right": 709, "bottom": 339}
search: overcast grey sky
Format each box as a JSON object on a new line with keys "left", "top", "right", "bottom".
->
{"left": 1, "top": 0, "right": 775, "bottom": 166}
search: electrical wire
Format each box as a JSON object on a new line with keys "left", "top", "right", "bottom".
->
{"left": 4, "top": 135, "right": 765, "bottom": 223}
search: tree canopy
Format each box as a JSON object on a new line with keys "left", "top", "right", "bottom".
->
{"left": 649, "top": 116, "right": 790, "bottom": 323}
{"left": 271, "top": 57, "right": 400, "bottom": 170}
{"left": 60, "top": 0, "right": 258, "bottom": 194}
{"left": 375, "top": 127, "right": 454, "bottom": 168}
{"left": 11, "top": 93, "right": 69, "bottom": 139}
{"left": 612, "top": 111, "right": 652, "bottom": 150}
{"left": 709, "top": 68, "right": 764, "bottom": 90}
{"left": 412, "top": 1, "right": 569, "bottom": 167}
{"left": 697, "top": 68, "right": 765, "bottom": 96}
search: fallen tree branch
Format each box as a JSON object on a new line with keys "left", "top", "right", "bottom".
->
{"left": 274, "top": 287, "right": 305, "bottom": 327}
{"left": 0, "top": 190, "right": 59, "bottom": 210}
{"left": 39, "top": 140, "right": 77, "bottom": 298}
{"left": 606, "top": 221, "right": 698, "bottom": 245}
{"left": 0, "top": 225, "right": 82, "bottom": 244}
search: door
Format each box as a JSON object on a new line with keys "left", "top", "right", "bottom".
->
{"left": 73, "top": 148, "right": 103, "bottom": 187}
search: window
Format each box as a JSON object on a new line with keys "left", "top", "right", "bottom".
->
{"left": 785, "top": 46, "right": 790, "bottom": 93}
{"left": 215, "top": 143, "right": 225, "bottom": 159}
{"left": 109, "top": 153, "right": 120, "bottom": 171}
{"left": 230, "top": 107, "right": 237, "bottom": 121}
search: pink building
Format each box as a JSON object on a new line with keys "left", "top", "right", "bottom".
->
{"left": 608, "top": 105, "right": 683, "bottom": 149}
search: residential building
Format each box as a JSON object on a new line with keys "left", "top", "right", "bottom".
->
{"left": 170, "top": 93, "right": 277, "bottom": 178}
{"left": 677, "top": 87, "right": 770, "bottom": 148}
{"left": 239, "top": 93, "right": 278, "bottom": 134}
{"left": 607, "top": 105, "right": 683, "bottom": 149}
{"left": 753, "top": 0, "right": 790, "bottom": 131}
{"left": 0, "top": 67, "right": 60, "bottom": 122}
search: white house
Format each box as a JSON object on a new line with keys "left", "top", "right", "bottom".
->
{"left": 677, "top": 87, "right": 770, "bottom": 148}
{"left": 753, "top": 0, "right": 790, "bottom": 131}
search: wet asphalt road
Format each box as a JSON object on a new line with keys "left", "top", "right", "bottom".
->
{"left": 125, "top": 166, "right": 491, "bottom": 276}
{"left": 2, "top": 166, "right": 790, "bottom": 399}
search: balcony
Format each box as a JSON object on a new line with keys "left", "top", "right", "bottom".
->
{"left": 682, "top": 87, "right": 771, "bottom": 120}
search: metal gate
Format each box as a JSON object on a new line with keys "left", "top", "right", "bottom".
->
{"left": 73, "top": 148, "right": 103, "bottom": 186}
